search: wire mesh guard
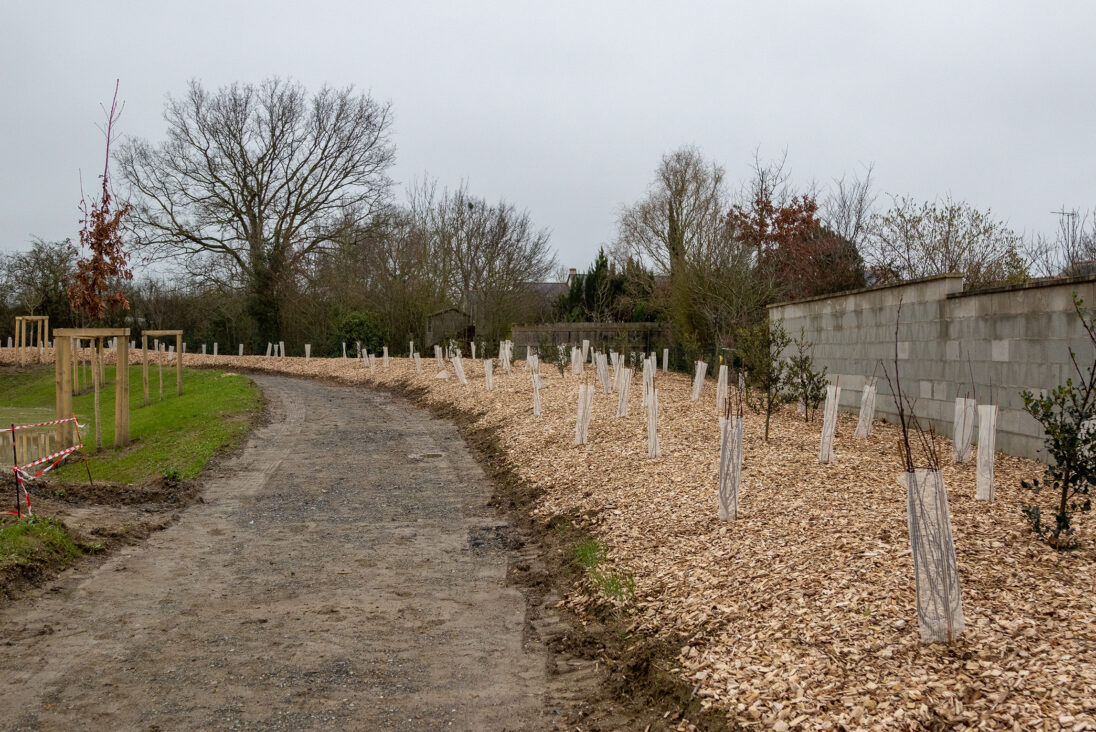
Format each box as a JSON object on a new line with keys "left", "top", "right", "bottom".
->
{"left": 646, "top": 387, "right": 661, "bottom": 458}
{"left": 905, "top": 468, "right": 965, "bottom": 644}
{"left": 976, "top": 404, "right": 998, "bottom": 501}
{"left": 952, "top": 397, "right": 977, "bottom": 463}
{"left": 819, "top": 384, "right": 841, "bottom": 463}
{"left": 718, "top": 416, "right": 743, "bottom": 520}
{"left": 690, "top": 361, "right": 707, "bottom": 402}
{"left": 854, "top": 380, "right": 877, "bottom": 439}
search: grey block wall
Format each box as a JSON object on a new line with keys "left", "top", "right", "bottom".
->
{"left": 769, "top": 274, "right": 1096, "bottom": 462}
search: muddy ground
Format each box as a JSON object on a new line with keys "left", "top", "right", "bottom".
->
{"left": 0, "top": 374, "right": 718, "bottom": 730}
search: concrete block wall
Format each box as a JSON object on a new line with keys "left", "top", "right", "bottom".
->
{"left": 769, "top": 274, "right": 1096, "bottom": 462}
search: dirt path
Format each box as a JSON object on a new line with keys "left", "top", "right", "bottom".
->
{"left": 0, "top": 375, "right": 592, "bottom": 730}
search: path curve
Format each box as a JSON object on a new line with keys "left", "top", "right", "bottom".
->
{"left": 0, "top": 375, "right": 567, "bottom": 730}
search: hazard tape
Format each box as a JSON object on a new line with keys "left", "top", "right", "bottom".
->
{"left": 6, "top": 417, "right": 79, "bottom": 432}
{"left": 13, "top": 444, "right": 83, "bottom": 481}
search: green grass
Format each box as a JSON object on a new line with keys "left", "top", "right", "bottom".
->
{"left": 572, "top": 537, "right": 635, "bottom": 605}
{"left": 574, "top": 537, "right": 606, "bottom": 569}
{"left": 0, "top": 365, "right": 262, "bottom": 484}
{"left": 0, "top": 515, "right": 83, "bottom": 571}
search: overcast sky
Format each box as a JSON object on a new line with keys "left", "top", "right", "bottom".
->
{"left": 3, "top": 1, "right": 1095, "bottom": 273}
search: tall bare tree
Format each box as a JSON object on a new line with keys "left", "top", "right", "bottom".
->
{"left": 614, "top": 146, "right": 727, "bottom": 277}
{"left": 117, "top": 78, "right": 395, "bottom": 343}
{"left": 615, "top": 147, "right": 728, "bottom": 338}
{"left": 425, "top": 182, "right": 556, "bottom": 343}
{"left": 823, "top": 163, "right": 877, "bottom": 249}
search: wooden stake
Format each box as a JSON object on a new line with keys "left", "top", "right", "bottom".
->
{"left": 142, "top": 333, "right": 150, "bottom": 406}
{"left": 93, "top": 338, "right": 102, "bottom": 450}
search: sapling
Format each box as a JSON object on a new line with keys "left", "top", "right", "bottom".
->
{"left": 735, "top": 320, "right": 791, "bottom": 442}
{"left": 549, "top": 342, "right": 568, "bottom": 377}
{"left": 787, "top": 329, "right": 827, "bottom": 422}
{"left": 883, "top": 300, "right": 964, "bottom": 644}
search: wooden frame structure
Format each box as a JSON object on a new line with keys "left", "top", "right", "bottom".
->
{"left": 53, "top": 328, "right": 130, "bottom": 447}
{"left": 142, "top": 330, "right": 183, "bottom": 405}
{"left": 14, "top": 315, "right": 49, "bottom": 366}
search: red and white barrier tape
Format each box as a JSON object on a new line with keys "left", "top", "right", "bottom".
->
{"left": 13, "top": 443, "right": 83, "bottom": 481}
{"left": 6, "top": 416, "right": 79, "bottom": 432}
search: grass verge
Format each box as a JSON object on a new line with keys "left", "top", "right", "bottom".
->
{"left": 1, "top": 365, "right": 262, "bottom": 484}
{"left": 0, "top": 514, "right": 95, "bottom": 576}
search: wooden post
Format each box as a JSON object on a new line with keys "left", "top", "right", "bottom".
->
{"left": 142, "top": 334, "right": 150, "bottom": 406}
{"left": 157, "top": 340, "right": 163, "bottom": 401}
{"left": 176, "top": 334, "right": 183, "bottom": 396}
{"left": 115, "top": 337, "right": 129, "bottom": 447}
{"left": 93, "top": 338, "right": 102, "bottom": 450}
{"left": 71, "top": 337, "right": 79, "bottom": 394}
{"left": 55, "top": 337, "right": 72, "bottom": 445}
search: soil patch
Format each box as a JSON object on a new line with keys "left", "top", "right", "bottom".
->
{"left": 385, "top": 381, "right": 734, "bottom": 731}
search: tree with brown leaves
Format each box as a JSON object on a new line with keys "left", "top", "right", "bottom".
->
{"left": 68, "top": 80, "right": 133, "bottom": 320}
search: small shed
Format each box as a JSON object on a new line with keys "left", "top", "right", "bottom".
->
{"left": 426, "top": 307, "right": 474, "bottom": 348}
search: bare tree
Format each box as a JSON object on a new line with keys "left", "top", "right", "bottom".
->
{"left": 615, "top": 147, "right": 728, "bottom": 339}
{"left": 1026, "top": 207, "right": 1096, "bottom": 278}
{"left": 823, "top": 163, "right": 877, "bottom": 249}
{"left": 614, "top": 146, "right": 727, "bottom": 277}
{"left": 687, "top": 229, "right": 778, "bottom": 348}
{"left": 864, "top": 194, "right": 1028, "bottom": 288}
{"left": 117, "top": 78, "right": 395, "bottom": 344}
{"left": 427, "top": 182, "right": 556, "bottom": 343}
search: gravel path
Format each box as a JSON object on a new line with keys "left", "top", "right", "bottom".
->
{"left": 0, "top": 375, "right": 571, "bottom": 730}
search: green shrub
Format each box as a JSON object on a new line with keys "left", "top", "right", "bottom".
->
{"left": 331, "top": 311, "right": 384, "bottom": 357}
{"left": 1021, "top": 295, "right": 1096, "bottom": 549}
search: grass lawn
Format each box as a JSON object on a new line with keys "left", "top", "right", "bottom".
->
{"left": 0, "top": 365, "right": 262, "bottom": 484}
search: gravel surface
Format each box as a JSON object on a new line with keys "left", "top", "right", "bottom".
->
{"left": 0, "top": 375, "right": 572, "bottom": 730}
